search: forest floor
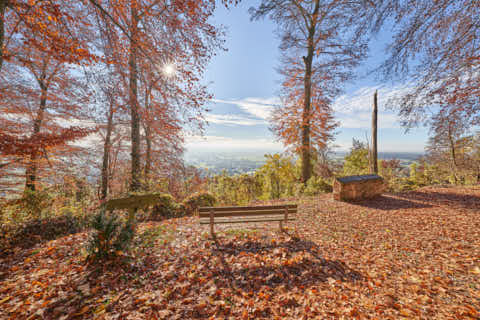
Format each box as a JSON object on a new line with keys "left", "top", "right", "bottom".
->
{"left": 0, "top": 186, "right": 479, "bottom": 319}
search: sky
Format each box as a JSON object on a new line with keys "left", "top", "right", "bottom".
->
{"left": 185, "top": 1, "right": 430, "bottom": 155}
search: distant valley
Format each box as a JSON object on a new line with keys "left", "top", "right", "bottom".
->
{"left": 185, "top": 150, "right": 423, "bottom": 175}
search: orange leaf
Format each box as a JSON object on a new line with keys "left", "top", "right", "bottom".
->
{"left": 73, "top": 305, "right": 90, "bottom": 316}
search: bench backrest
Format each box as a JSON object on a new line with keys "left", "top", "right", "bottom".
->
{"left": 199, "top": 204, "right": 297, "bottom": 218}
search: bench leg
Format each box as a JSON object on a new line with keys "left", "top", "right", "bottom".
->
{"left": 279, "top": 220, "right": 283, "bottom": 231}
{"left": 209, "top": 210, "right": 215, "bottom": 238}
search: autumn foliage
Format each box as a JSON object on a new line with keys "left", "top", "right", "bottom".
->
{"left": 0, "top": 1, "right": 479, "bottom": 318}
{"left": 250, "top": 0, "right": 368, "bottom": 183}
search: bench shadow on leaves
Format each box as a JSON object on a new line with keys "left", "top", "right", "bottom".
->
{"left": 353, "top": 194, "right": 433, "bottom": 211}
{"left": 211, "top": 236, "right": 362, "bottom": 291}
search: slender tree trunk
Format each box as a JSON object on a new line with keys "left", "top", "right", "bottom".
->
{"left": 448, "top": 131, "right": 459, "bottom": 183}
{"left": 144, "top": 86, "right": 152, "bottom": 190}
{"left": 100, "top": 97, "right": 114, "bottom": 200}
{"left": 144, "top": 125, "right": 152, "bottom": 184}
{"left": 25, "top": 84, "right": 47, "bottom": 192}
{"left": 129, "top": 0, "right": 141, "bottom": 192}
{"left": 0, "top": 0, "right": 7, "bottom": 72}
{"left": 476, "top": 164, "right": 480, "bottom": 184}
{"left": 371, "top": 90, "right": 378, "bottom": 174}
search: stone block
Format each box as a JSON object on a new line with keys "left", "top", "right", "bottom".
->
{"left": 333, "top": 174, "right": 385, "bottom": 201}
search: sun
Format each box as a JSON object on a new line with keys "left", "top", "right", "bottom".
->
{"left": 162, "top": 63, "right": 176, "bottom": 77}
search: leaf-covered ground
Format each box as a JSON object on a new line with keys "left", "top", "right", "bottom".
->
{"left": 0, "top": 186, "right": 479, "bottom": 319}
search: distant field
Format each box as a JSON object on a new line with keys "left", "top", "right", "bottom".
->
{"left": 185, "top": 151, "right": 423, "bottom": 175}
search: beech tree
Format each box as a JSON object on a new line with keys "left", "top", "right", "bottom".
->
{"left": 367, "top": 0, "right": 480, "bottom": 129}
{"left": 0, "top": 0, "right": 96, "bottom": 71}
{"left": 0, "top": 38, "right": 93, "bottom": 192}
{"left": 271, "top": 60, "right": 339, "bottom": 159}
{"left": 139, "top": 70, "right": 184, "bottom": 190}
{"left": 250, "top": 0, "right": 368, "bottom": 183}
{"left": 426, "top": 110, "right": 472, "bottom": 184}
{"left": 0, "top": 1, "right": 97, "bottom": 185}
{"left": 85, "top": 11, "right": 129, "bottom": 200}
{"left": 91, "top": 0, "right": 229, "bottom": 192}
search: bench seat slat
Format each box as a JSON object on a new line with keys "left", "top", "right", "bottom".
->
{"left": 199, "top": 208, "right": 296, "bottom": 218}
{"left": 199, "top": 204, "right": 297, "bottom": 212}
{"left": 200, "top": 216, "right": 296, "bottom": 224}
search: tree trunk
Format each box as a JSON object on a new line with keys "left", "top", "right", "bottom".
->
{"left": 0, "top": 0, "right": 7, "bottom": 72}
{"left": 371, "top": 90, "right": 378, "bottom": 174}
{"left": 129, "top": 0, "right": 141, "bottom": 192}
{"left": 144, "top": 86, "right": 152, "bottom": 190}
{"left": 301, "top": 34, "right": 314, "bottom": 184}
{"left": 448, "top": 131, "right": 459, "bottom": 184}
{"left": 100, "top": 97, "right": 114, "bottom": 200}
{"left": 25, "top": 83, "right": 47, "bottom": 192}
{"left": 300, "top": 0, "right": 320, "bottom": 184}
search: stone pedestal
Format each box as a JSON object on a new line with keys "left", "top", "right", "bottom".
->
{"left": 333, "top": 174, "right": 384, "bottom": 201}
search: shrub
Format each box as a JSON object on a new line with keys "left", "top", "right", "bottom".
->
{"left": 182, "top": 192, "right": 216, "bottom": 215}
{"left": 343, "top": 139, "right": 370, "bottom": 176}
{"left": 304, "top": 176, "right": 333, "bottom": 196}
{"left": 0, "top": 214, "right": 85, "bottom": 253}
{"left": 293, "top": 182, "right": 306, "bottom": 197}
{"left": 86, "top": 210, "right": 135, "bottom": 262}
{"left": 11, "top": 189, "right": 53, "bottom": 220}
{"left": 150, "top": 194, "right": 178, "bottom": 220}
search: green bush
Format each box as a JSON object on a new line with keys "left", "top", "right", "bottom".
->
{"left": 304, "top": 176, "right": 333, "bottom": 196}
{"left": 150, "top": 194, "right": 178, "bottom": 220}
{"left": 87, "top": 210, "right": 135, "bottom": 262}
{"left": 343, "top": 139, "right": 370, "bottom": 176}
{"left": 182, "top": 192, "right": 216, "bottom": 215}
{"left": 293, "top": 182, "right": 306, "bottom": 197}
{"left": 13, "top": 189, "right": 53, "bottom": 220}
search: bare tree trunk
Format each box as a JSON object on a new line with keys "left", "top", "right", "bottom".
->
{"left": 100, "top": 97, "right": 114, "bottom": 200}
{"left": 25, "top": 83, "right": 47, "bottom": 192}
{"left": 0, "top": 0, "right": 7, "bottom": 72}
{"left": 129, "top": 0, "right": 141, "bottom": 192}
{"left": 371, "top": 90, "right": 378, "bottom": 174}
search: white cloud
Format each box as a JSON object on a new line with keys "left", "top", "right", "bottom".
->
{"left": 212, "top": 97, "right": 280, "bottom": 120}
{"left": 205, "top": 114, "right": 265, "bottom": 126}
{"left": 185, "top": 134, "right": 283, "bottom": 151}
{"left": 211, "top": 86, "right": 410, "bottom": 130}
{"left": 332, "top": 84, "right": 413, "bottom": 129}
{"left": 332, "top": 84, "right": 411, "bottom": 114}
{"left": 337, "top": 111, "right": 401, "bottom": 129}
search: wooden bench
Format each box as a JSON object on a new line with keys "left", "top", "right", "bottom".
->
{"left": 199, "top": 204, "right": 297, "bottom": 236}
